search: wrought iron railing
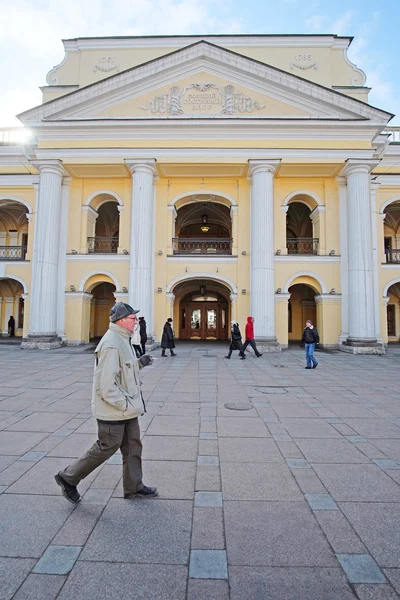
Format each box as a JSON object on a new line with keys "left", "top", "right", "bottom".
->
{"left": 0, "top": 246, "right": 27, "bottom": 260}
{"left": 172, "top": 237, "right": 232, "bottom": 255}
{"left": 386, "top": 249, "right": 400, "bottom": 264}
{"left": 87, "top": 237, "right": 119, "bottom": 253}
{"left": 287, "top": 238, "right": 319, "bottom": 255}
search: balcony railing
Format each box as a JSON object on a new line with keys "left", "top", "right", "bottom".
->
{"left": 0, "top": 246, "right": 27, "bottom": 260}
{"left": 172, "top": 237, "right": 232, "bottom": 255}
{"left": 0, "top": 127, "right": 34, "bottom": 145}
{"left": 384, "top": 126, "right": 400, "bottom": 144}
{"left": 87, "top": 237, "right": 119, "bottom": 254}
{"left": 386, "top": 249, "right": 400, "bottom": 264}
{"left": 287, "top": 238, "right": 319, "bottom": 255}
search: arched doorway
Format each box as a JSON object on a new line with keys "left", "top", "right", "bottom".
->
{"left": 386, "top": 282, "right": 400, "bottom": 341}
{"left": 0, "top": 199, "right": 29, "bottom": 260}
{"left": 89, "top": 282, "right": 116, "bottom": 341}
{"left": 174, "top": 279, "right": 230, "bottom": 340}
{"left": 285, "top": 193, "right": 321, "bottom": 255}
{"left": 84, "top": 192, "right": 121, "bottom": 254}
{"left": 288, "top": 284, "right": 317, "bottom": 342}
{"left": 0, "top": 278, "right": 24, "bottom": 337}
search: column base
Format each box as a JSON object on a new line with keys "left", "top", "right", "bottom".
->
{"left": 255, "top": 337, "right": 282, "bottom": 353}
{"left": 21, "top": 334, "right": 64, "bottom": 350}
{"left": 339, "top": 338, "right": 385, "bottom": 355}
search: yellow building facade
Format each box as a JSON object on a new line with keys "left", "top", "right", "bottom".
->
{"left": 0, "top": 34, "right": 400, "bottom": 352}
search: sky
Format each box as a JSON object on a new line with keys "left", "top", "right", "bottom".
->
{"left": 1, "top": 0, "right": 399, "bottom": 126}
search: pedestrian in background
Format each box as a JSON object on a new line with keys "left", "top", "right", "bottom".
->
{"left": 161, "top": 318, "right": 176, "bottom": 357}
{"left": 300, "top": 319, "right": 319, "bottom": 369}
{"left": 55, "top": 302, "right": 157, "bottom": 503}
{"left": 225, "top": 320, "right": 245, "bottom": 359}
{"left": 131, "top": 316, "right": 143, "bottom": 357}
{"left": 8, "top": 315, "right": 15, "bottom": 337}
{"left": 239, "top": 316, "right": 263, "bottom": 358}
{"left": 139, "top": 316, "right": 147, "bottom": 356}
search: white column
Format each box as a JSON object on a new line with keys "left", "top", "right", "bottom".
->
{"left": 57, "top": 177, "right": 71, "bottom": 340}
{"left": 370, "top": 181, "right": 382, "bottom": 341}
{"left": 248, "top": 160, "right": 280, "bottom": 345}
{"left": 25, "top": 160, "right": 66, "bottom": 346}
{"left": 344, "top": 160, "right": 379, "bottom": 346}
{"left": 337, "top": 176, "right": 348, "bottom": 343}
{"left": 125, "top": 160, "right": 157, "bottom": 337}
{"left": 2, "top": 297, "right": 15, "bottom": 335}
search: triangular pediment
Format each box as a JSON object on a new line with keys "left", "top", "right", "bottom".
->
{"left": 18, "top": 41, "right": 392, "bottom": 124}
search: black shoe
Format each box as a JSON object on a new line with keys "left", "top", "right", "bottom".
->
{"left": 124, "top": 486, "right": 158, "bottom": 499}
{"left": 224, "top": 355, "right": 231, "bottom": 359}
{"left": 256, "top": 354, "right": 263, "bottom": 358}
{"left": 313, "top": 363, "right": 318, "bottom": 369}
{"left": 240, "top": 356, "right": 246, "bottom": 360}
{"left": 171, "top": 352, "right": 177, "bottom": 357}
{"left": 54, "top": 473, "right": 80, "bottom": 503}
{"left": 305, "top": 366, "right": 311, "bottom": 369}
{"left": 161, "top": 352, "right": 166, "bottom": 357}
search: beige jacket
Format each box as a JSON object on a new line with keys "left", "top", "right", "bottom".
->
{"left": 92, "top": 322, "right": 145, "bottom": 421}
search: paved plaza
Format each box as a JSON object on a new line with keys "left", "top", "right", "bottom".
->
{"left": 1, "top": 343, "right": 400, "bottom": 599}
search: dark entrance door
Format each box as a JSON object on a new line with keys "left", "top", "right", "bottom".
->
{"left": 180, "top": 301, "right": 228, "bottom": 340}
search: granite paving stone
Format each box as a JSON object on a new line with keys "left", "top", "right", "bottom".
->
{"left": 187, "top": 579, "right": 230, "bottom": 600}
{"left": 0, "top": 431, "right": 48, "bottom": 455}
{"left": 114, "top": 460, "right": 196, "bottom": 499}
{"left": 191, "top": 507, "right": 225, "bottom": 550}
{"left": 336, "top": 553, "right": 386, "bottom": 584}
{"left": 52, "top": 504, "right": 104, "bottom": 546}
{"left": 217, "top": 416, "right": 270, "bottom": 437}
{"left": 340, "top": 503, "right": 400, "bottom": 567}
{"left": 384, "top": 570, "right": 400, "bottom": 595}
{"left": 353, "top": 584, "right": 400, "bottom": 599}
{"left": 146, "top": 415, "right": 200, "bottom": 436}
{"left": 225, "top": 501, "right": 337, "bottom": 566}
{"left": 295, "top": 438, "right": 370, "bottom": 464}
{"left": 221, "top": 462, "right": 303, "bottom": 501}
{"left": 33, "top": 545, "right": 82, "bottom": 575}
{"left": 12, "top": 574, "right": 66, "bottom": 600}
{"left": 81, "top": 498, "right": 192, "bottom": 564}
{"left": 229, "top": 566, "right": 357, "bottom": 600}
{"left": 280, "top": 418, "right": 342, "bottom": 438}
{"left": 218, "top": 437, "right": 283, "bottom": 463}
{"left": 195, "top": 466, "right": 221, "bottom": 491}
{"left": 0, "top": 557, "right": 36, "bottom": 600}
{"left": 0, "top": 494, "right": 73, "bottom": 557}
{"left": 57, "top": 562, "right": 188, "bottom": 600}
{"left": 313, "top": 464, "right": 400, "bottom": 502}
{"left": 189, "top": 550, "right": 228, "bottom": 579}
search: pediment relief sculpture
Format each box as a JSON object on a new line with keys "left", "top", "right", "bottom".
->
{"left": 140, "top": 83, "right": 265, "bottom": 116}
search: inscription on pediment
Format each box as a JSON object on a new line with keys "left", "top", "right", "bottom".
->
{"left": 140, "top": 83, "right": 265, "bottom": 115}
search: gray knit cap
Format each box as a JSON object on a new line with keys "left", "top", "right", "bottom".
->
{"left": 110, "top": 302, "right": 139, "bottom": 323}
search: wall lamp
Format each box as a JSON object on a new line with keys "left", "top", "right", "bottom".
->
{"left": 71, "top": 249, "right": 77, "bottom": 255}
{"left": 122, "top": 249, "right": 129, "bottom": 255}
{"left": 276, "top": 288, "right": 282, "bottom": 294}
{"left": 241, "top": 250, "right": 247, "bottom": 255}
{"left": 69, "top": 285, "right": 75, "bottom": 292}
{"left": 276, "top": 249, "right": 281, "bottom": 255}
{"left": 122, "top": 287, "right": 128, "bottom": 293}
{"left": 329, "top": 250, "right": 335, "bottom": 256}
{"left": 242, "top": 289, "right": 247, "bottom": 295}
{"left": 330, "top": 288, "right": 336, "bottom": 295}
{"left": 158, "top": 250, "right": 163, "bottom": 255}
{"left": 157, "top": 287, "right": 163, "bottom": 293}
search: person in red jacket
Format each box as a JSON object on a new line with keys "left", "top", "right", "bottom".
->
{"left": 239, "top": 316, "right": 263, "bottom": 358}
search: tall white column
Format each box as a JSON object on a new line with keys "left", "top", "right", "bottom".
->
{"left": 57, "top": 177, "right": 71, "bottom": 340}
{"left": 248, "top": 160, "right": 280, "bottom": 348}
{"left": 337, "top": 176, "right": 348, "bottom": 343}
{"left": 24, "top": 160, "right": 66, "bottom": 348}
{"left": 370, "top": 181, "right": 382, "bottom": 342}
{"left": 126, "top": 160, "right": 157, "bottom": 337}
{"left": 344, "top": 159, "right": 381, "bottom": 350}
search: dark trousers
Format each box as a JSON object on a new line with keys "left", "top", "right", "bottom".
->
{"left": 240, "top": 339, "right": 261, "bottom": 356}
{"left": 133, "top": 344, "right": 143, "bottom": 357}
{"left": 141, "top": 341, "right": 146, "bottom": 355}
{"left": 60, "top": 418, "right": 143, "bottom": 494}
{"left": 227, "top": 341, "right": 243, "bottom": 358}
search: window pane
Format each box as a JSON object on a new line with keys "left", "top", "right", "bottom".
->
{"left": 207, "top": 309, "right": 217, "bottom": 329}
{"left": 191, "top": 309, "right": 201, "bottom": 330}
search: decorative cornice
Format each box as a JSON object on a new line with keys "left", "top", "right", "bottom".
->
{"left": 21, "top": 41, "right": 392, "bottom": 124}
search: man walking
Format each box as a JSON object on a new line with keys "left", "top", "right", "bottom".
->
{"left": 300, "top": 319, "right": 319, "bottom": 369}
{"left": 225, "top": 320, "right": 245, "bottom": 359}
{"left": 55, "top": 302, "right": 157, "bottom": 503}
{"left": 239, "top": 316, "right": 263, "bottom": 358}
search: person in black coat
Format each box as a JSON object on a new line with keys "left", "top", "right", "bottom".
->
{"left": 225, "top": 320, "right": 245, "bottom": 359}
{"left": 300, "top": 320, "right": 320, "bottom": 369}
{"left": 8, "top": 316, "right": 15, "bottom": 337}
{"left": 161, "top": 318, "right": 176, "bottom": 357}
{"left": 139, "top": 316, "right": 147, "bottom": 356}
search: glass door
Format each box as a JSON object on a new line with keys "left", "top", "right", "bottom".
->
{"left": 190, "top": 307, "right": 202, "bottom": 338}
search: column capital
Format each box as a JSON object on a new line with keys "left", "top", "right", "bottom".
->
{"left": 125, "top": 159, "right": 157, "bottom": 177}
{"left": 248, "top": 159, "right": 281, "bottom": 180}
{"left": 30, "top": 160, "right": 68, "bottom": 178}
{"left": 342, "top": 159, "right": 380, "bottom": 178}
{"left": 62, "top": 176, "right": 72, "bottom": 187}
{"left": 335, "top": 175, "right": 347, "bottom": 187}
